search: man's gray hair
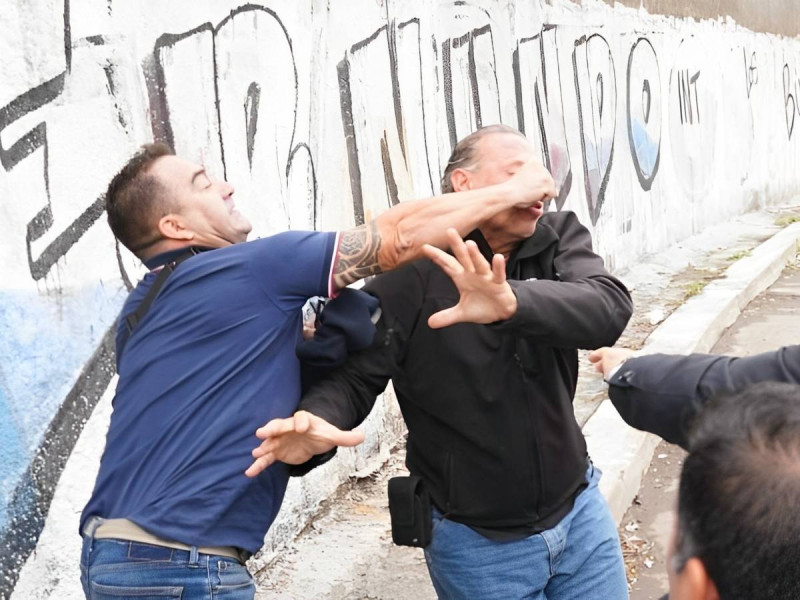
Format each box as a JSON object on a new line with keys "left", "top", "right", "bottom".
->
{"left": 440, "top": 125, "right": 526, "bottom": 193}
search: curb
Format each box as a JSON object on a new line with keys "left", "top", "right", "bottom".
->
{"left": 585, "top": 222, "right": 800, "bottom": 524}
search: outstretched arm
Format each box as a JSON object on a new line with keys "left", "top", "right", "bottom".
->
{"left": 420, "top": 213, "right": 632, "bottom": 349}
{"left": 487, "top": 212, "right": 632, "bottom": 348}
{"left": 247, "top": 298, "right": 413, "bottom": 477}
{"left": 248, "top": 264, "right": 424, "bottom": 478}
{"left": 588, "top": 345, "right": 800, "bottom": 449}
{"left": 245, "top": 343, "right": 395, "bottom": 478}
{"left": 331, "top": 159, "right": 555, "bottom": 290}
{"left": 588, "top": 347, "right": 636, "bottom": 380}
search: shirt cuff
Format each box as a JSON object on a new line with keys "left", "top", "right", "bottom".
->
{"left": 606, "top": 362, "right": 624, "bottom": 382}
{"left": 605, "top": 351, "right": 640, "bottom": 384}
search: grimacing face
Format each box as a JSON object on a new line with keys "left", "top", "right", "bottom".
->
{"left": 149, "top": 155, "right": 252, "bottom": 248}
{"left": 467, "top": 133, "right": 544, "bottom": 253}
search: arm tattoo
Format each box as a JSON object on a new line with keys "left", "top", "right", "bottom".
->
{"left": 333, "top": 221, "right": 383, "bottom": 289}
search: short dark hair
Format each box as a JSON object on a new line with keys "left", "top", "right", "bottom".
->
{"left": 105, "top": 142, "right": 175, "bottom": 256}
{"left": 440, "top": 124, "right": 526, "bottom": 193}
{"left": 675, "top": 382, "right": 800, "bottom": 600}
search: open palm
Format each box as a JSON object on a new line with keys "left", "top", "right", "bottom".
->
{"left": 245, "top": 411, "right": 364, "bottom": 478}
{"left": 422, "top": 229, "right": 518, "bottom": 329}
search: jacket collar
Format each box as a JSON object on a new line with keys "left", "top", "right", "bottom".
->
{"left": 465, "top": 220, "right": 559, "bottom": 274}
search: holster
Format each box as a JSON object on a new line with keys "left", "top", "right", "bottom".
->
{"left": 387, "top": 475, "right": 432, "bottom": 548}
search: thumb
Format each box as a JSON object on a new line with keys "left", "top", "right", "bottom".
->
{"left": 294, "top": 410, "right": 312, "bottom": 434}
{"left": 332, "top": 428, "right": 366, "bottom": 448}
{"left": 428, "top": 306, "right": 461, "bottom": 329}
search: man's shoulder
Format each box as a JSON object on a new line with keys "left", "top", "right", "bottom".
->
{"left": 539, "top": 210, "right": 580, "bottom": 229}
{"left": 538, "top": 210, "right": 592, "bottom": 242}
{"left": 233, "top": 230, "right": 334, "bottom": 252}
{"left": 202, "top": 231, "right": 337, "bottom": 271}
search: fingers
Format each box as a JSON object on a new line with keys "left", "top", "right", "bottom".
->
{"left": 467, "top": 241, "right": 490, "bottom": 276}
{"left": 255, "top": 416, "right": 297, "bottom": 440}
{"left": 588, "top": 348, "right": 606, "bottom": 374}
{"left": 422, "top": 244, "right": 463, "bottom": 279}
{"left": 588, "top": 347, "right": 635, "bottom": 378}
{"left": 245, "top": 454, "right": 275, "bottom": 478}
{"left": 447, "top": 229, "right": 475, "bottom": 273}
{"left": 588, "top": 348, "right": 606, "bottom": 363}
{"left": 424, "top": 229, "right": 491, "bottom": 279}
{"left": 490, "top": 254, "right": 506, "bottom": 284}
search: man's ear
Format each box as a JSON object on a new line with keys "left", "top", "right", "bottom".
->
{"left": 677, "top": 557, "right": 720, "bottom": 600}
{"left": 158, "top": 214, "right": 195, "bottom": 242}
{"left": 449, "top": 168, "right": 472, "bottom": 193}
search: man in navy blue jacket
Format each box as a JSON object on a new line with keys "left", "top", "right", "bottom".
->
{"left": 588, "top": 345, "right": 800, "bottom": 448}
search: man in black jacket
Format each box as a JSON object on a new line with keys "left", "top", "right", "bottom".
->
{"left": 247, "top": 126, "right": 634, "bottom": 599}
{"left": 588, "top": 345, "right": 800, "bottom": 448}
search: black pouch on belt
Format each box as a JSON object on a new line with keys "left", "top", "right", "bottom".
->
{"left": 387, "top": 475, "right": 432, "bottom": 547}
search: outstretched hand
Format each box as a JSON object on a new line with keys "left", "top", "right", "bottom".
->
{"left": 422, "top": 228, "right": 518, "bottom": 329}
{"left": 245, "top": 410, "right": 365, "bottom": 478}
{"left": 588, "top": 346, "right": 636, "bottom": 380}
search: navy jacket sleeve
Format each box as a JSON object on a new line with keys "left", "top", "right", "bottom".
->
{"left": 607, "top": 345, "right": 800, "bottom": 449}
{"left": 296, "top": 262, "right": 424, "bottom": 431}
{"left": 491, "top": 212, "right": 633, "bottom": 349}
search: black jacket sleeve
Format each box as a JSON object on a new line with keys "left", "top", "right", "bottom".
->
{"left": 607, "top": 345, "right": 800, "bottom": 449}
{"left": 287, "top": 306, "right": 407, "bottom": 476}
{"left": 296, "top": 320, "right": 396, "bottom": 430}
{"left": 491, "top": 212, "right": 633, "bottom": 348}
{"left": 296, "top": 263, "right": 424, "bottom": 431}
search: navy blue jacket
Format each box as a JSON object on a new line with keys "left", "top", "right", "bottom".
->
{"left": 608, "top": 345, "right": 800, "bottom": 449}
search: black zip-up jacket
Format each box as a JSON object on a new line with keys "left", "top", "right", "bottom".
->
{"left": 299, "top": 211, "right": 633, "bottom": 530}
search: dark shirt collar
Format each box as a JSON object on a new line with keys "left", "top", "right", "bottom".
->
{"left": 144, "top": 246, "right": 211, "bottom": 270}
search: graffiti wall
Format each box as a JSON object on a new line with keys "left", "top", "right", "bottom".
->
{"left": 2, "top": 0, "right": 800, "bottom": 596}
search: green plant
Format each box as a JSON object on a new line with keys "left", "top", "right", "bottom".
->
{"left": 726, "top": 250, "right": 751, "bottom": 262}
{"left": 684, "top": 280, "right": 710, "bottom": 298}
{"left": 775, "top": 213, "right": 800, "bottom": 227}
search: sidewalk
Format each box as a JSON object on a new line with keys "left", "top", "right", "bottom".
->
{"left": 622, "top": 251, "right": 800, "bottom": 599}
{"left": 253, "top": 207, "right": 800, "bottom": 599}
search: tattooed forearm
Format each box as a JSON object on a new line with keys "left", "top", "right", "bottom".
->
{"left": 332, "top": 221, "right": 383, "bottom": 289}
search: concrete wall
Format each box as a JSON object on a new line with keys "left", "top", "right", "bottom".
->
{"left": 593, "top": 0, "right": 800, "bottom": 38}
{"left": 2, "top": 0, "right": 799, "bottom": 597}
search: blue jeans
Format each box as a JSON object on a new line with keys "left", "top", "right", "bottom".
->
{"left": 80, "top": 529, "right": 255, "bottom": 599}
{"left": 424, "top": 464, "right": 628, "bottom": 599}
